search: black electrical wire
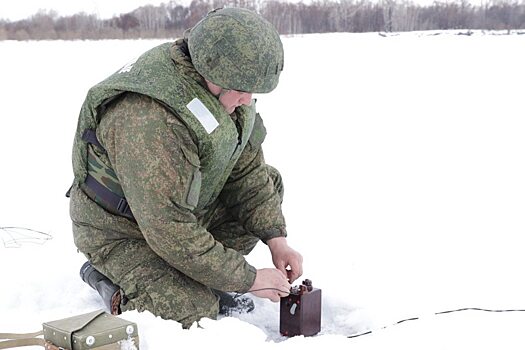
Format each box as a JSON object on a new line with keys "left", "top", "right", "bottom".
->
{"left": 237, "top": 288, "right": 525, "bottom": 339}
{"left": 234, "top": 288, "right": 301, "bottom": 299}
{"left": 348, "top": 307, "right": 525, "bottom": 339}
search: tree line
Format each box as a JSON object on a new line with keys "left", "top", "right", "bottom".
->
{"left": 1, "top": 0, "right": 524, "bottom": 40}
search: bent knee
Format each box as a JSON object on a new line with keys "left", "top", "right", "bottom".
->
{"left": 121, "top": 273, "right": 219, "bottom": 328}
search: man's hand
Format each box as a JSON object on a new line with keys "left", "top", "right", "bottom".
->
{"left": 266, "top": 237, "right": 303, "bottom": 283}
{"left": 249, "top": 268, "right": 291, "bottom": 302}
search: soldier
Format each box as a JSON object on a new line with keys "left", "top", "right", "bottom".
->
{"left": 69, "top": 7, "right": 303, "bottom": 328}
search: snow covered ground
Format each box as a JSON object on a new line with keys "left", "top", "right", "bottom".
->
{"left": 1, "top": 30, "right": 525, "bottom": 349}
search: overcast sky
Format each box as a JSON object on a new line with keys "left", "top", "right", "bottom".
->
{"left": 0, "top": 0, "right": 180, "bottom": 21}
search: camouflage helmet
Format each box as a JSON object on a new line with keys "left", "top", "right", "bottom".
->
{"left": 187, "top": 7, "right": 284, "bottom": 93}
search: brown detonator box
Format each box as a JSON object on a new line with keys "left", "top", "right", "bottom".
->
{"left": 280, "top": 279, "right": 322, "bottom": 337}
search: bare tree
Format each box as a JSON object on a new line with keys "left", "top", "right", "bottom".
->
{"left": 29, "top": 10, "right": 58, "bottom": 39}
{"left": 186, "top": 0, "right": 213, "bottom": 28}
{"left": 2, "top": 0, "right": 525, "bottom": 40}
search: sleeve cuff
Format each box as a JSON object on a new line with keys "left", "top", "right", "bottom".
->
{"left": 256, "top": 227, "right": 287, "bottom": 244}
{"left": 238, "top": 263, "right": 257, "bottom": 293}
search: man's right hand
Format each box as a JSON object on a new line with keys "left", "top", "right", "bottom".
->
{"left": 249, "top": 268, "right": 291, "bottom": 302}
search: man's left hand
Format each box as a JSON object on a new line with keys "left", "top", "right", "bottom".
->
{"left": 267, "top": 237, "right": 303, "bottom": 283}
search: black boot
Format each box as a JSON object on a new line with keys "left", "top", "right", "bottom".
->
{"left": 213, "top": 290, "right": 255, "bottom": 316}
{"left": 80, "top": 261, "right": 124, "bottom": 315}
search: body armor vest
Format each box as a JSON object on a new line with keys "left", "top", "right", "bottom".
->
{"left": 72, "top": 41, "right": 256, "bottom": 213}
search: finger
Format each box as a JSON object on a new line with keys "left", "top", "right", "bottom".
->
{"left": 294, "top": 266, "right": 304, "bottom": 281}
{"left": 288, "top": 271, "right": 298, "bottom": 283}
{"left": 283, "top": 279, "right": 292, "bottom": 290}
{"left": 288, "top": 262, "right": 303, "bottom": 283}
{"left": 286, "top": 269, "right": 294, "bottom": 282}
{"left": 279, "top": 285, "right": 290, "bottom": 297}
{"left": 275, "top": 262, "right": 287, "bottom": 277}
{"left": 276, "top": 266, "right": 288, "bottom": 279}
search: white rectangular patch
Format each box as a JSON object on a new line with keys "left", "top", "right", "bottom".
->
{"left": 186, "top": 98, "right": 219, "bottom": 134}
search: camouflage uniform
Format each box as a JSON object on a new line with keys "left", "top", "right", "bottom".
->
{"left": 70, "top": 38, "right": 286, "bottom": 328}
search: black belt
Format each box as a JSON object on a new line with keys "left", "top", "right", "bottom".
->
{"left": 83, "top": 174, "right": 136, "bottom": 222}
{"left": 80, "top": 129, "right": 136, "bottom": 222}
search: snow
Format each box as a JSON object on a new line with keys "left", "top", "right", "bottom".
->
{"left": 1, "top": 30, "right": 525, "bottom": 349}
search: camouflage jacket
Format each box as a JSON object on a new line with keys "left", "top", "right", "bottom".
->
{"left": 70, "top": 40, "right": 286, "bottom": 292}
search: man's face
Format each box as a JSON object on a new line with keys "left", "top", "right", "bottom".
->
{"left": 206, "top": 80, "right": 253, "bottom": 114}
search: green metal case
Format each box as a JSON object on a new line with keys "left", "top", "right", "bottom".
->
{"left": 42, "top": 310, "right": 139, "bottom": 350}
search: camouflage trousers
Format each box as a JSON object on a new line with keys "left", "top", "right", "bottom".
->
{"left": 73, "top": 165, "right": 283, "bottom": 328}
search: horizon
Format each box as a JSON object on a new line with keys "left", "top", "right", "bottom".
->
{"left": 0, "top": 0, "right": 489, "bottom": 22}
